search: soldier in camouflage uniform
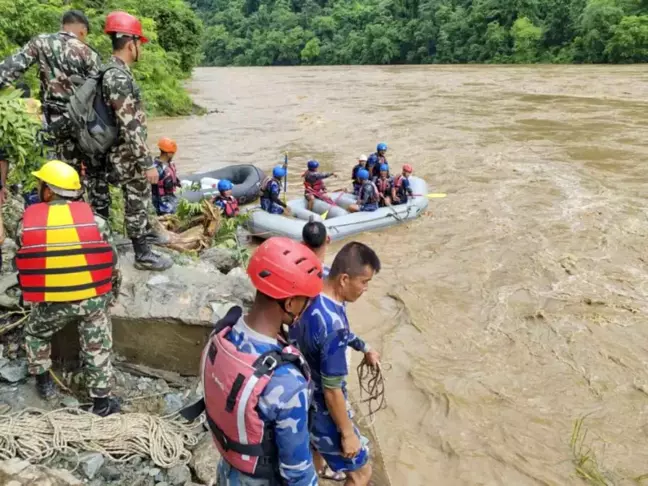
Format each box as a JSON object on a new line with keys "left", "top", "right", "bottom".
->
{"left": 16, "top": 160, "right": 121, "bottom": 417}
{"left": 100, "top": 11, "right": 172, "bottom": 271}
{"left": 0, "top": 11, "right": 99, "bottom": 172}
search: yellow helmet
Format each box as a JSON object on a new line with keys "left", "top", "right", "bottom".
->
{"left": 32, "top": 160, "right": 82, "bottom": 197}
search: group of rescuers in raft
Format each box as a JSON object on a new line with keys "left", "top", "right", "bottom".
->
{"left": 0, "top": 8, "right": 389, "bottom": 486}
{"left": 152, "top": 140, "right": 416, "bottom": 219}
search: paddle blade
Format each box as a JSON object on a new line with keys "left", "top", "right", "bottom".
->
{"left": 321, "top": 210, "right": 329, "bottom": 219}
{"left": 427, "top": 193, "right": 447, "bottom": 198}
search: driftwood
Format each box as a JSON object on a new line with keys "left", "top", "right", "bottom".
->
{"left": 114, "top": 361, "right": 189, "bottom": 388}
{"left": 157, "top": 200, "right": 221, "bottom": 253}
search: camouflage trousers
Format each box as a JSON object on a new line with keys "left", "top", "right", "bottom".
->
{"left": 56, "top": 140, "right": 111, "bottom": 216}
{"left": 24, "top": 295, "right": 113, "bottom": 398}
{"left": 121, "top": 175, "right": 154, "bottom": 240}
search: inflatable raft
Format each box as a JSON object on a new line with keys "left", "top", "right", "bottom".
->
{"left": 179, "top": 164, "right": 266, "bottom": 205}
{"left": 248, "top": 176, "right": 429, "bottom": 241}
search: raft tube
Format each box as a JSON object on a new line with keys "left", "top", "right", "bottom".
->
{"left": 247, "top": 176, "right": 429, "bottom": 241}
{"left": 179, "top": 164, "right": 266, "bottom": 205}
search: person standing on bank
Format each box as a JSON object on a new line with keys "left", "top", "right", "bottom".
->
{"left": 290, "top": 242, "right": 381, "bottom": 486}
{"left": 101, "top": 11, "right": 172, "bottom": 271}
{"left": 0, "top": 10, "right": 100, "bottom": 171}
{"left": 198, "top": 237, "right": 322, "bottom": 486}
{"left": 15, "top": 160, "right": 121, "bottom": 416}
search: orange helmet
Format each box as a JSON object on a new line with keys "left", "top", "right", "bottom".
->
{"left": 158, "top": 137, "right": 177, "bottom": 154}
{"left": 104, "top": 11, "right": 149, "bottom": 43}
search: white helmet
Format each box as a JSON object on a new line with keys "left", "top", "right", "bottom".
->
{"left": 359, "top": 154, "right": 368, "bottom": 162}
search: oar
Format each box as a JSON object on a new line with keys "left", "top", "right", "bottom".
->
{"left": 321, "top": 190, "right": 347, "bottom": 220}
{"left": 282, "top": 153, "right": 288, "bottom": 204}
{"left": 413, "top": 193, "right": 447, "bottom": 198}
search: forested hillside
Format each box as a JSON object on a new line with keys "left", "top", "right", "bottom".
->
{"left": 0, "top": 0, "right": 203, "bottom": 116}
{"left": 192, "top": 0, "right": 648, "bottom": 66}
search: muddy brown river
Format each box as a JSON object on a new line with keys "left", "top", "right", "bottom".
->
{"left": 151, "top": 66, "right": 648, "bottom": 485}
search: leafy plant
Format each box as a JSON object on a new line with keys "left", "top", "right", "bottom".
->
{"left": 0, "top": 88, "right": 46, "bottom": 189}
{"left": 214, "top": 213, "right": 251, "bottom": 266}
{"left": 176, "top": 198, "right": 204, "bottom": 220}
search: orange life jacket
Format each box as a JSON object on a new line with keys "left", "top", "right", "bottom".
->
{"left": 16, "top": 202, "right": 114, "bottom": 303}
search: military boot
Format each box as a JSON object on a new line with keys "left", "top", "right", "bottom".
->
{"left": 144, "top": 229, "right": 171, "bottom": 245}
{"left": 91, "top": 396, "right": 121, "bottom": 417}
{"left": 35, "top": 371, "right": 57, "bottom": 400}
{"left": 132, "top": 236, "right": 173, "bottom": 271}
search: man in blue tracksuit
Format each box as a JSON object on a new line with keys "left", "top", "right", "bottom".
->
{"left": 290, "top": 241, "right": 382, "bottom": 486}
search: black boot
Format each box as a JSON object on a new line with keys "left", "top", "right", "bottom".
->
{"left": 144, "top": 229, "right": 171, "bottom": 245}
{"left": 91, "top": 396, "right": 121, "bottom": 417}
{"left": 35, "top": 371, "right": 57, "bottom": 400}
{"left": 95, "top": 206, "right": 110, "bottom": 220}
{"left": 132, "top": 236, "right": 173, "bottom": 271}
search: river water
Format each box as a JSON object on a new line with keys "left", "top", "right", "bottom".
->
{"left": 151, "top": 65, "right": 648, "bottom": 485}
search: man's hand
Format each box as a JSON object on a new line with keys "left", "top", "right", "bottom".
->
{"left": 284, "top": 206, "right": 292, "bottom": 217}
{"left": 341, "top": 429, "right": 361, "bottom": 458}
{"left": 145, "top": 167, "right": 159, "bottom": 184}
{"left": 364, "top": 349, "right": 381, "bottom": 367}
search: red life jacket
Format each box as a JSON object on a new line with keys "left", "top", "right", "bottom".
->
{"left": 215, "top": 195, "right": 240, "bottom": 218}
{"left": 302, "top": 170, "right": 325, "bottom": 193}
{"left": 375, "top": 176, "right": 392, "bottom": 195}
{"left": 157, "top": 163, "right": 179, "bottom": 196}
{"left": 201, "top": 308, "right": 310, "bottom": 479}
{"left": 393, "top": 175, "right": 404, "bottom": 188}
{"left": 16, "top": 202, "right": 114, "bottom": 303}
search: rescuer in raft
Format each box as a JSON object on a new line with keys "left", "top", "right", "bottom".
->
{"left": 290, "top": 242, "right": 381, "bottom": 486}
{"left": 347, "top": 169, "right": 379, "bottom": 213}
{"left": 351, "top": 154, "right": 368, "bottom": 195}
{"left": 198, "top": 237, "right": 323, "bottom": 485}
{"left": 373, "top": 163, "right": 393, "bottom": 207}
{"left": 212, "top": 179, "right": 239, "bottom": 218}
{"left": 151, "top": 137, "right": 181, "bottom": 216}
{"left": 392, "top": 164, "right": 414, "bottom": 205}
{"left": 15, "top": 160, "right": 121, "bottom": 417}
{"left": 303, "top": 159, "right": 336, "bottom": 211}
{"left": 260, "top": 165, "right": 291, "bottom": 216}
{"left": 366, "top": 142, "right": 388, "bottom": 179}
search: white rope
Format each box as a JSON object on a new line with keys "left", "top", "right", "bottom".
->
{"left": 0, "top": 407, "right": 203, "bottom": 469}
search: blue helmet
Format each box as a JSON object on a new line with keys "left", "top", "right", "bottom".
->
{"left": 377, "top": 142, "right": 388, "bottom": 152}
{"left": 273, "top": 165, "right": 286, "bottom": 179}
{"left": 379, "top": 163, "right": 389, "bottom": 172}
{"left": 307, "top": 160, "right": 319, "bottom": 170}
{"left": 357, "top": 169, "right": 370, "bottom": 181}
{"left": 218, "top": 179, "right": 233, "bottom": 192}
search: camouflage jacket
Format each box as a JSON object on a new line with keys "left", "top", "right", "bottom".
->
{"left": 102, "top": 56, "right": 154, "bottom": 176}
{"left": 15, "top": 200, "right": 122, "bottom": 303}
{"left": 0, "top": 32, "right": 100, "bottom": 121}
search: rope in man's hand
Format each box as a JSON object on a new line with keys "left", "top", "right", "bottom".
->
{"left": 356, "top": 358, "right": 390, "bottom": 426}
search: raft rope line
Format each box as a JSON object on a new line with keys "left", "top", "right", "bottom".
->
{"left": 0, "top": 407, "right": 203, "bottom": 468}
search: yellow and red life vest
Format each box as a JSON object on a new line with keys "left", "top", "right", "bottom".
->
{"left": 16, "top": 202, "right": 114, "bottom": 303}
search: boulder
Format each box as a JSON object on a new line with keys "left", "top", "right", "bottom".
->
{"left": 189, "top": 434, "right": 220, "bottom": 486}
{"left": 166, "top": 465, "right": 191, "bottom": 486}
{"left": 0, "top": 359, "right": 28, "bottom": 383}
{"left": 199, "top": 247, "right": 239, "bottom": 274}
{"left": 0, "top": 458, "right": 83, "bottom": 485}
{"left": 79, "top": 452, "right": 105, "bottom": 479}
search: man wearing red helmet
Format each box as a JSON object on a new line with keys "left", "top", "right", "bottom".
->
{"left": 392, "top": 164, "right": 414, "bottom": 205}
{"left": 100, "top": 12, "right": 172, "bottom": 271}
{"left": 198, "top": 237, "right": 322, "bottom": 486}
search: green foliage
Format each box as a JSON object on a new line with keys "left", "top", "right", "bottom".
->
{"left": 195, "top": 0, "right": 648, "bottom": 65}
{"left": 0, "top": 89, "right": 46, "bottom": 188}
{"left": 214, "top": 213, "right": 251, "bottom": 266}
{"left": 0, "top": 0, "right": 203, "bottom": 116}
{"left": 176, "top": 198, "right": 204, "bottom": 220}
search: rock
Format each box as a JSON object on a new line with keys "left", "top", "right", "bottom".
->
{"left": 0, "top": 459, "right": 83, "bottom": 485}
{"left": 131, "top": 456, "right": 144, "bottom": 466}
{"left": 167, "top": 465, "right": 191, "bottom": 486}
{"left": 163, "top": 393, "right": 184, "bottom": 415}
{"left": 79, "top": 452, "right": 105, "bottom": 479}
{"left": 157, "top": 483, "right": 169, "bottom": 486}
{"left": 100, "top": 464, "right": 122, "bottom": 481}
{"left": 60, "top": 396, "right": 80, "bottom": 408}
{"left": 112, "top": 254, "right": 254, "bottom": 328}
{"left": 0, "top": 359, "right": 28, "bottom": 383}
{"left": 155, "top": 379, "right": 170, "bottom": 393}
{"left": 190, "top": 434, "right": 220, "bottom": 485}
{"left": 149, "top": 467, "right": 161, "bottom": 477}
{"left": 200, "top": 247, "right": 239, "bottom": 273}
{"left": 155, "top": 471, "right": 165, "bottom": 482}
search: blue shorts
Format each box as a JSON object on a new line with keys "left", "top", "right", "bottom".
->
{"left": 310, "top": 401, "right": 370, "bottom": 473}
{"left": 359, "top": 203, "right": 378, "bottom": 212}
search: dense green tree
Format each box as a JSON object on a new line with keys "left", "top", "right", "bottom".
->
{"left": 194, "top": 0, "right": 648, "bottom": 65}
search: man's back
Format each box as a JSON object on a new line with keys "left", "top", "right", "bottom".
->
{"left": 216, "top": 317, "right": 317, "bottom": 486}
{"left": 0, "top": 32, "right": 100, "bottom": 110}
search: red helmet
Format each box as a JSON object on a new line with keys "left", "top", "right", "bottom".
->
{"left": 158, "top": 137, "right": 177, "bottom": 154}
{"left": 402, "top": 164, "right": 413, "bottom": 173}
{"left": 247, "top": 237, "right": 323, "bottom": 299}
{"left": 104, "top": 11, "right": 149, "bottom": 44}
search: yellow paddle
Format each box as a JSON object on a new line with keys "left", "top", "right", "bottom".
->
{"left": 413, "top": 193, "right": 447, "bottom": 198}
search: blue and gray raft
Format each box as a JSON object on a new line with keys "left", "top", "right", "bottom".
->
{"left": 247, "top": 176, "right": 429, "bottom": 241}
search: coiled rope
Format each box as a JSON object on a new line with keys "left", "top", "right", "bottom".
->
{"left": 355, "top": 359, "right": 390, "bottom": 427}
{"left": 0, "top": 407, "right": 203, "bottom": 469}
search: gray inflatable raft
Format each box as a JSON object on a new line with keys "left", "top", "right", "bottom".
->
{"left": 179, "top": 164, "right": 266, "bottom": 205}
{"left": 247, "top": 176, "right": 429, "bottom": 241}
